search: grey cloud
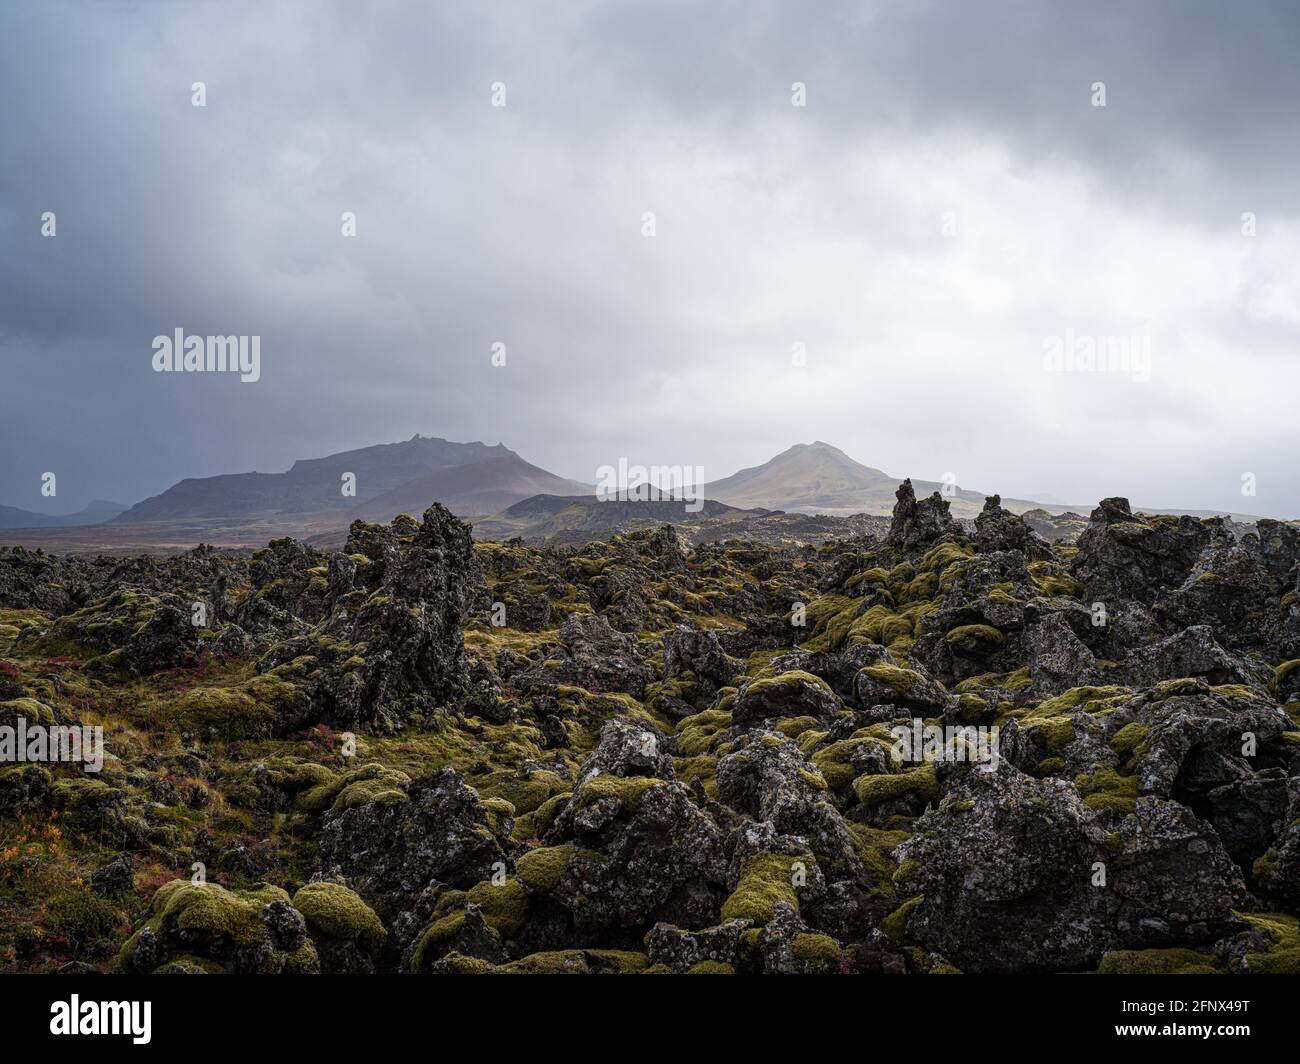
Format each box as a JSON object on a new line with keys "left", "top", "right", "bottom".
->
{"left": 0, "top": 0, "right": 1296, "bottom": 518}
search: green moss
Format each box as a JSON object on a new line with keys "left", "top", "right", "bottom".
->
{"left": 1033, "top": 685, "right": 1130, "bottom": 716}
{"left": 146, "top": 881, "right": 291, "bottom": 949}
{"left": 291, "top": 882, "right": 386, "bottom": 950}
{"left": 858, "top": 662, "right": 928, "bottom": 694}
{"left": 413, "top": 878, "right": 532, "bottom": 970}
{"left": 811, "top": 737, "right": 888, "bottom": 790}
{"left": 445, "top": 878, "right": 530, "bottom": 938}
{"left": 1210, "top": 684, "right": 1256, "bottom": 699}
{"left": 904, "top": 572, "right": 939, "bottom": 600}
{"left": 480, "top": 796, "right": 516, "bottom": 833}
{"left": 1108, "top": 722, "right": 1149, "bottom": 758}
{"left": 790, "top": 932, "right": 842, "bottom": 969}
{"left": 152, "top": 954, "right": 225, "bottom": 974}
{"left": 1097, "top": 948, "right": 1218, "bottom": 975}
{"left": 1270, "top": 660, "right": 1300, "bottom": 698}
{"left": 282, "top": 938, "right": 321, "bottom": 973}
{"left": 844, "top": 567, "right": 889, "bottom": 591}
{"left": 1252, "top": 851, "right": 1278, "bottom": 880}
{"left": 998, "top": 667, "right": 1032, "bottom": 690}
{"left": 956, "top": 692, "right": 988, "bottom": 723}
{"left": 512, "top": 791, "right": 572, "bottom": 841}
{"left": 411, "top": 910, "right": 471, "bottom": 970}
{"left": 742, "top": 669, "right": 836, "bottom": 702}
{"left": 259, "top": 757, "right": 335, "bottom": 793}
{"left": 720, "top": 853, "right": 808, "bottom": 925}
{"left": 1154, "top": 677, "right": 1204, "bottom": 699}
{"left": 1076, "top": 766, "right": 1139, "bottom": 815}
{"left": 920, "top": 542, "right": 972, "bottom": 575}
{"left": 891, "top": 857, "right": 920, "bottom": 887}
{"left": 853, "top": 764, "right": 938, "bottom": 806}
{"left": 774, "top": 715, "right": 820, "bottom": 738}
{"left": 0, "top": 698, "right": 55, "bottom": 726}
{"left": 675, "top": 709, "right": 731, "bottom": 756}
{"left": 164, "top": 686, "right": 273, "bottom": 739}
{"left": 46, "top": 886, "right": 124, "bottom": 951}
{"left": 479, "top": 769, "right": 568, "bottom": 815}
{"left": 1020, "top": 715, "right": 1076, "bottom": 753}
{"left": 575, "top": 774, "right": 666, "bottom": 813}
{"left": 882, "top": 895, "right": 922, "bottom": 944}
{"left": 499, "top": 949, "right": 649, "bottom": 974}
{"left": 844, "top": 605, "right": 912, "bottom": 647}
{"left": 431, "top": 952, "right": 496, "bottom": 974}
{"left": 1241, "top": 912, "right": 1300, "bottom": 974}
{"left": 516, "top": 845, "right": 576, "bottom": 891}
{"left": 945, "top": 624, "right": 1004, "bottom": 648}
{"left": 296, "top": 763, "right": 410, "bottom": 813}
{"left": 51, "top": 777, "right": 115, "bottom": 809}
{"left": 798, "top": 595, "right": 860, "bottom": 652}
{"left": 686, "top": 960, "right": 735, "bottom": 974}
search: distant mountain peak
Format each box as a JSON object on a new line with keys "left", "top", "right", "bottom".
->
{"left": 705, "top": 443, "right": 926, "bottom": 514}
{"left": 0, "top": 498, "right": 128, "bottom": 529}
{"left": 706, "top": 442, "right": 894, "bottom": 513}
{"left": 115, "top": 435, "right": 521, "bottom": 522}
{"left": 351, "top": 452, "right": 592, "bottom": 521}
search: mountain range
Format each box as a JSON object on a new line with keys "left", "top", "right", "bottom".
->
{"left": 114, "top": 435, "right": 514, "bottom": 521}
{"left": 0, "top": 433, "right": 1268, "bottom": 550}
{"left": 0, "top": 499, "right": 127, "bottom": 529}
{"left": 350, "top": 453, "right": 591, "bottom": 523}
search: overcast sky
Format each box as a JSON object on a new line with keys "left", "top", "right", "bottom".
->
{"left": 2, "top": 0, "right": 1298, "bottom": 518}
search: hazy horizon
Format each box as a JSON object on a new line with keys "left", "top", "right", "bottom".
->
{"left": 3, "top": 0, "right": 1299, "bottom": 518}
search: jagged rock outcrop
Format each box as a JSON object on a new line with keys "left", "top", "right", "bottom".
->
{"left": 974, "top": 495, "right": 1051, "bottom": 560}
{"left": 732, "top": 670, "right": 841, "bottom": 724}
{"left": 317, "top": 767, "right": 511, "bottom": 927}
{"left": 516, "top": 613, "right": 653, "bottom": 699}
{"left": 1072, "top": 498, "right": 1211, "bottom": 606}
{"left": 887, "top": 479, "right": 957, "bottom": 554}
{"left": 255, "top": 504, "right": 482, "bottom": 732}
{"left": 662, "top": 626, "right": 744, "bottom": 693}
{"left": 893, "top": 762, "right": 1246, "bottom": 972}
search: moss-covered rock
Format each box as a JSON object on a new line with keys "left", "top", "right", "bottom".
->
{"left": 720, "top": 853, "right": 806, "bottom": 925}
{"left": 292, "top": 882, "right": 386, "bottom": 951}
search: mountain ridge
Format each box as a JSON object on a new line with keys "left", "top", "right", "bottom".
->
{"left": 351, "top": 453, "right": 592, "bottom": 521}
{"left": 113, "top": 435, "right": 512, "bottom": 522}
{"left": 0, "top": 436, "right": 1271, "bottom": 546}
{"left": 0, "top": 499, "right": 128, "bottom": 529}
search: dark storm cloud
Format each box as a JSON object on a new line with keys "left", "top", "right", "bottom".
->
{"left": 1, "top": 0, "right": 1297, "bottom": 517}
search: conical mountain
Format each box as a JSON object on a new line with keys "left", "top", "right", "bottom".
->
{"left": 704, "top": 441, "right": 898, "bottom": 513}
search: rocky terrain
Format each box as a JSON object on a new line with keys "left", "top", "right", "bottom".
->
{"left": 2, "top": 483, "right": 1299, "bottom": 975}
